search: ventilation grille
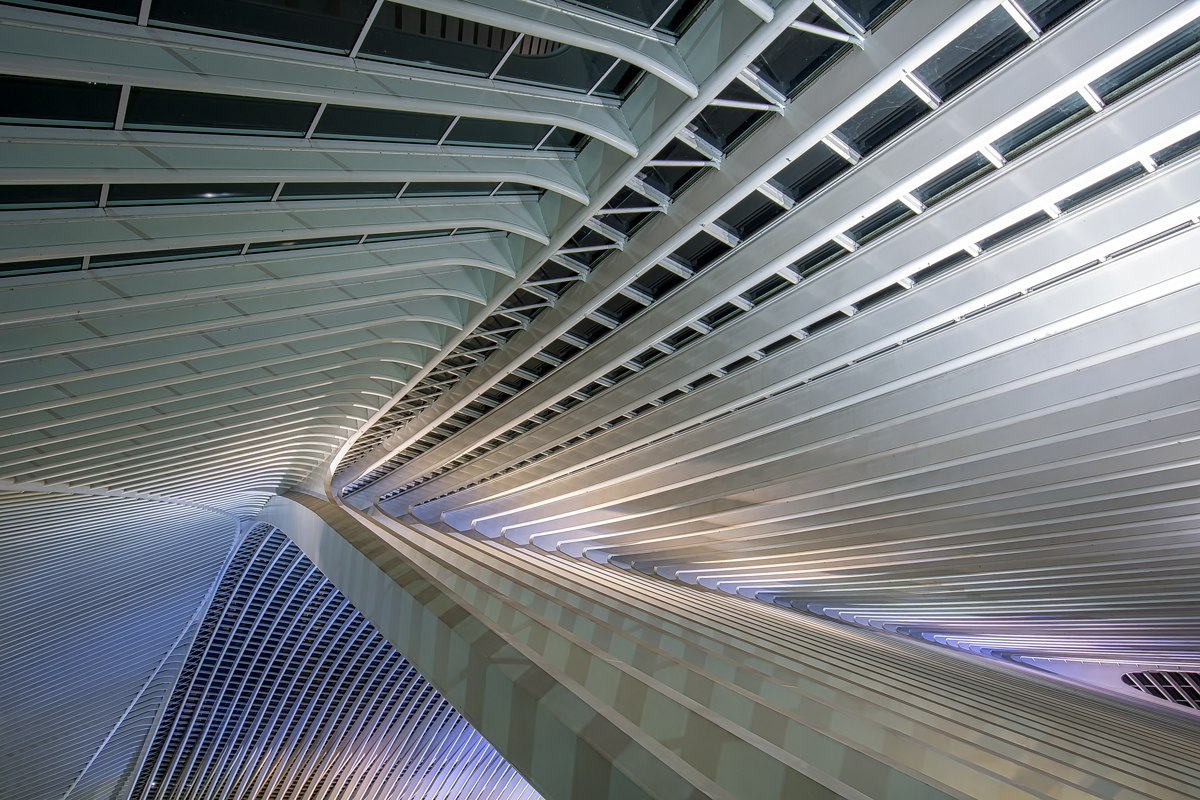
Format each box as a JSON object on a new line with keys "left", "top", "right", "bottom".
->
{"left": 1122, "top": 671, "right": 1200, "bottom": 710}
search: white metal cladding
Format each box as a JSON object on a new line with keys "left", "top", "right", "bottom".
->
{"left": 0, "top": 491, "right": 238, "bottom": 800}
{"left": 6, "top": 0, "right": 1200, "bottom": 797}
{"left": 341, "top": 0, "right": 1200, "bottom": 669}
{"left": 130, "top": 525, "right": 542, "bottom": 800}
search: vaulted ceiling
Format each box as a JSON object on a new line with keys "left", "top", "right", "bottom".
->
{"left": 4, "top": 0, "right": 1200, "bottom": 797}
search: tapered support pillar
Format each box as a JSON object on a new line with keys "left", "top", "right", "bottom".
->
{"left": 261, "top": 493, "right": 1200, "bottom": 800}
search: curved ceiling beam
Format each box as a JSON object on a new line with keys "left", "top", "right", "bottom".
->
{"left": 395, "top": 0, "right": 698, "bottom": 97}
{"left": 0, "top": 198, "right": 549, "bottom": 262}
{"left": 0, "top": 242, "right": 515, "bottom": 327}
{"left": 340, "top": 0, "right": 1179, "bottom": 493}
{"left": 0, "top": 128, "right": 589, "bottom": 204}
{"left": 0, "top": 294, "right": 470, "bottom": 368}
{"left": 0, "top": 6, "right": 638, "bottom": 156}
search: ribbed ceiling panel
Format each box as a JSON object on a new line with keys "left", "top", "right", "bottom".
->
{"left": 131, "top": 525, "right": 542, "bottom": 800}
{"left": 0, "top": 491, "right": 237, "bottom": 800}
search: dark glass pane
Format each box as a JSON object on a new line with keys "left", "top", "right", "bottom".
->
{"left": 717, "top": 192, "right": 784, "bottom": 239}
{"left": 0, "top": 257, "right": 83, "bottom": 278}
{"left": 0, "top": 184, "right": 101, "bottom": 211}
{"left": 278, "top": 182, "right": 403, "bottom": 201}
{"left": 359, "top": 5, "right": 516, "bottom": 76}
{"left": 637, "top": 139, "right": 710, "bottom": 198}
{"left": 1152, "top": 129, "right": 1200, "bottom": 165}
{"left": 150, "top": 0, "right": 375, "bottom": 54}
{"left": 0, "top": 75, "right": 119, "bottom": 128}
{"left": 913, "top": 7, "right": 1029, "bottom": 101}
{"left": 540, "top": 127, "right": 588, "bottom": 151}
{"left": 771, "top": 141, "right": 850, "bottom": 202}
{"left": 911, "top": 249, "right": 972, "bottom": 283}
{"left": 836, "top": 0, "right": 904, "bottom": 28}
{"left": 403, "top": 182, "right": 495, "bottom": 197}
{"left": 743, "top": 273, "right": 791, "bottom": 304}
{"left": 688, "top": 105, "right": 767, "bottom": 153}
{"left": 365, "top": 229, "right": 453, "bottom": 243}
{"left": 856, "top": 281, "right": 905, "bottom": 310}
{"left": 125, "top": 88, "right": 316, "bottom": 136}
{"left": 1021, "top": 0, "right": 1090, "bottom": 31}
{"left": 991, "top": 92, "right": 1089, "bottom": 158}
{"left": 2, "top": 0, "right": 138, "bottom": 19}
{"left": 671, "top": 232, "right": 730, "bottom": 272}
{"left": 91, "top": 245, "right": 243, "bottom": 268}
{"left": 444, "top": 118, "right": 550, "bottom": 149}
{"left": 654, "top": 0, "right": 707, "bottom": 35}
{"left": 632, "top": 264, "right": 683, "bottom": 298}
{"left": 846, "top": 200, "right": 913, "bottom": 245}
{"left": 248, "top": 235, "right": 361, "bottom": 254}
{"left": 1055, "top": 163, "right": 1145, "bottom": 212}
{"left": 108, "top": 183, "right": 276, "bottom": 205}
{"left": 1090, "top": 17, "right": 1200, "bottom": 103}
{"left": 748, "top": 8, "right": 846, "bottom": 96}
{"left": 495, "top": 183, "right": 544, "bottom": 196}
{"left": 835, "top": 82, "right": 930, "bottom": 156}
{"left": 314, "top": 105, "right": 451, "bottom": 144}
{"left": 597, "top": 187, "right": 654, "bottom": 235}
{"left": 564, "top": 0, "right": 679, "bottom": 27}
{"left": 912, "top": 151, "right": 995, "bottom": 206}
{"left": 499, "top": 42, "right": 619, "bottom": 93}
{"left": 977, "top": 211, "right": 1050, "bottom": 250}
{"left": 561, "top": 228, "right": 616, "bottom": 268}
{"left": 792, "top": 240, "right": 847, "bottom": 278}
{"left": 594, "top": 61, "right": 643, "bottom": 98}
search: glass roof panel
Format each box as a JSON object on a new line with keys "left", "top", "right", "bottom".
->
{"left": 0, "top": 75, "right": 120, "bottom": 128}
{"left": 911, "top": 151, "right": 994, "bottom": 206}
{"left": 770, "top": 141, "right": 851, "bottom": 202}
{"left": 0, "top": 184, "right": 101, "bottom": 211}
{"left": 107, "top": 183, "right": 276, "bottom": 205}
{"left": 539, "top": 127, "right": 588, "bottom": 152}
{"left": 91, "top": 244, "right": 244, "bottom": 268}
{"left": 717, "top": 192, "right": 784, "bottom": 239}
{"left": 149, "top": 0, "right": 375, "bottom": 54}
{"left": 747, "top": 7, "right": 847, "bottom": 97}
{"left": 2, "top": 0, "right": 138, "bottom": 20}
{"left": 1090, "top": 17, "right": 1200, "bottom": 103}
{"left": 359, "top": 5, "right": 515, "bottom": 77}
{"left": 1055, "top": 163, "right": 1145, "bottom": 212}
{"left": 403, "top": 182, "right": 496, "bottom": 197}
{"left": 564, "top": 0, "right": 685, "bottom": 28}
{"left": 498, "top": 40, "right": 619, "bottom": 93}
{"left": 0, "top": 256, "right": 84, "bottom": 278}
{"left": 834, "top": 82, "right": 930, "bottom": 157}
{"left": 836, "top": 0, "right": 905, "bottom": 28}
{"left": 495, "top": 183, "right": 544, "bottom": 196}
{"left": 846, "top": 200, "right": 913, "bottom": 245}
{"left": 657, "top": 0, "right": 707, "bottom": 34}
{"left": 1020, "top": 0, "right": 1090, "bottom": 30}
{"left": 313, "top": 105, "right": 452, "bottom": 144}
{"left": 365, "top": 229, "right": 454, "bottom": 243}
{"left": 278, "top": 183, "right": 404, "bottom": 201}
{"left": 991, "top": 92, "right": 1090, "bottom": 159}
{"left": 247, "top": 235, "right": 362, "bottom": 253}
{"left": 443, "top": 118, "right": 552, "bottom": 149}
{"left": 913, "top": 6, "right": 1029, "bottom": 101}
{"left": 687, "top": 104, "right": 768, "bottom": 154}
{"left": 125, "top": 88, "right": 317, "bottom": 136}
{"left": 637, "top": 139, "right": 710, "bottom": 198}
{"left": 594, "top": 61, "right": 644, "bottom": 98}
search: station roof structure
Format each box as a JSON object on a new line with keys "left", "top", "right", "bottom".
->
{"left": 3, "top": 0, "right": 1200, "bottom": 798}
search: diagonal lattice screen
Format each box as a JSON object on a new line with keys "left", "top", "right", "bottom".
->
{"left": 130, "top": 524, "right": 541, "bottom": 800}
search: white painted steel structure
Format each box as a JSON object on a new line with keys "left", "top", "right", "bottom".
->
{"left": 5, "top": 0, "right": 1200, "bottom": 798}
